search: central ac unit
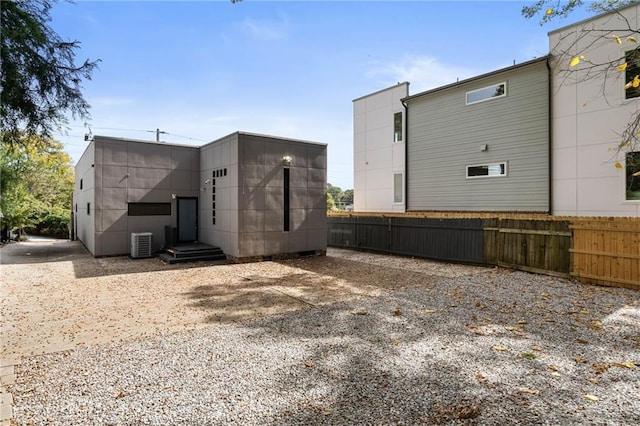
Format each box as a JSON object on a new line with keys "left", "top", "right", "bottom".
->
{"left": 131, "top": 232, "right": 153, "bottom": 258}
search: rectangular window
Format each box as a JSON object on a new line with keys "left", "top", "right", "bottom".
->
{"left": 284, "top": 167, "right": 290, "bottom": 231}
{"left": 87, "top": 202, "right": 91, "bottom": 215}
{"left": 466, "top": 162, "right": 507, "bottom": 178}
{"left": 626, "top": 151, "right": 640, "bottom": 200}
{"left": 466, "top": 82, "right": 506, "bottom": 105}
{"left": 128, "top": 202, "right": 171, "bottom": 216}
{"left": 80, "top": 179, "right": 83, "bottom": 190}
{"left": 393, "top": 173, "right": 403, "bottom": 203}
{"left": 625, "top": 48, "right": 640, "bottom": 100}
{"left": 394, "top": 112, "right": 403, "bottom": 142}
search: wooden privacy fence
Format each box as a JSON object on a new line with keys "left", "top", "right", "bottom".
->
{"left": 571, "top": 219, "right": 640, "bottom": 290}
{"left": 327, "top": 213, "right": 639, "bottom": 289}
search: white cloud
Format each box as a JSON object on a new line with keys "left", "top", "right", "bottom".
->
{"left": 241, "top": 16, "right": 290, "bottom": 41}
{"left": 367, "top": 55, "right": 478, "bottom": 94}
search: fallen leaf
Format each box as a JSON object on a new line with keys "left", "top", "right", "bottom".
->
{"left": 352, "top": 310, "right": 368, "bottom": 316}
{"left": 476, "top": 372, "right": 486, "bottom": 380}
{"left": 530, "top": 345, "right": 543, "bottom": 351}
{"left": 505, "top": 326, "right": 518, "bottom": 331}
{"left": 425, "top": 309, "right": 437, "bottom": 314}
{"left": 517, "top": 320, "right": 527, "bottom": 325}
{"left": 579, "top": 309, "right": 590, "bottom": 315}
{"left": 548, "top": 364, "right": 560, "bottom": 371}
{"left": 393, "top": 308, "right": 402, "bottom": 316}
{"left": 584, "top": 394, "right": 599, "bottom": 402}
{"left": 591, "top": 363, "right": 610, "bottom": 374}
{"left": 576, "top": 338, "right": 589, "bottom": 344}
{"left": 613, "top": 361, "right": 637, "bottom": 370}
{"left": 305, "top": 361, "right": 315, "bottom": 368}
{"left": 113, "top": 388, "right": 127, "bottom": 399}
{"left": 518, "top": 387, "right": 540, "bottom": 395}
{"left": 322, "top": 409, "right": 333, "bottom": 416}
{"left": 551, "top": 372, "right": 562, "bottom": 377}
{"left": 575, "top": 356, "right": 588, "bottom": 364}
{"left": 586, "top": 377, "right": 598, "bottom": 384}
{"left": 391, "top": 338, "right": 401, "bottom": 345}
{"left": 492, "top": 345, "right": 509, "bottom": 352}
{"left": 521, "top": 352, "right": 537, "bottom": 360}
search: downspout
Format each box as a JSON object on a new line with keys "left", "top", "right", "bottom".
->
{"left": 401, "top": 98, "right": 409, "bottom": 212}
{"left": 546, "top": 57, "right": 553, "bottom": 215}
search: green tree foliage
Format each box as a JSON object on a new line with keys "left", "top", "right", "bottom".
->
{"left": 1, "top": 0, "right": 99, "bottom": 146}
{"left": 326, "top": 184, "right": 354, "bottom": 210}
{"left": 0, "top": 134, "right": 75, "bottom": 237}
{"left": 327, "top": 192, "right": 337, "bottom": 211}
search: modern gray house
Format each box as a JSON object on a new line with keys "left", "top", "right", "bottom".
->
{"left": 404, "top": 57, "right": 550, "bottom": 212}
{"left": 74, "top": 132, "right": 328, "bottom": 260}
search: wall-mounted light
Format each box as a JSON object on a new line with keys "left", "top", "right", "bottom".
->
{"left": 171, "top": 193, "right": 177, "bottom": 199}
{"left": 282, "top": 155, "right": 292, "bottom": 165}
{"left": 480, "top": 144, "right": 488, "bottom": 152}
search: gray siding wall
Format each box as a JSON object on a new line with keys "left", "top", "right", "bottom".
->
{"left": 407, "top": 60, "right": 549, "bottom": 211}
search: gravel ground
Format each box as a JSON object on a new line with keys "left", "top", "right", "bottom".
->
{"left": 6, "top": 250, "right": 640, "bottom": 425}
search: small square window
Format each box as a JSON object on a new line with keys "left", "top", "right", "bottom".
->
{"left": 224, "top": 168, "right": 227, "bottom": 176}
{"left": 212, "top": 218, "right": 216, "bottom": 225}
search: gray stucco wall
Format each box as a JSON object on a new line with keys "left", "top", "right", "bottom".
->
{"left": 235, "top": 132, "right": 327, "bottom": 258}
{"left": 74, "top": 141, "right": 96, "bottom": 254}
{"left": 406, "top": 59, "right": 550, "bottom": 212}
{"left": 91, "top": 136, "right": 200, "bottom": 256}
{"left": 199, "top": 133, "right": 240, "bottom": 256}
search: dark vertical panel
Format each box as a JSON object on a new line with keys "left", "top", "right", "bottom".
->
{"left": 283, "top": 168, "right": 290, "bottom": 232}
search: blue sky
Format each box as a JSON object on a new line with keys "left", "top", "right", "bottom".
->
{"left": 51, "top": 0, "right": 593, "bottom": 190}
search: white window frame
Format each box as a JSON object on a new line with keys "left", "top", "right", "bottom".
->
{"left": 393, "top": 173, "right": 403, "bottom": 203}
{"left": 393, "top": 111, "right": 403, "bottom": 143}
{"left": 624, "top": 151, "right": 640, "bottom": 202}
{"left": 465, "top": 82, "right": 507, "bottom": 105}
{"left": 466, "top": 162, "right": 508, "bottom": 179}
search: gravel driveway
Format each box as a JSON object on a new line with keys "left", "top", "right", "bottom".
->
{"left": 1, "top": 240, "right": 639, "bottom": 425}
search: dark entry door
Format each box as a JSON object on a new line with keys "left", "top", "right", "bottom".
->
{"left": 177, "top": 197, "right": 198, "bottom": 242}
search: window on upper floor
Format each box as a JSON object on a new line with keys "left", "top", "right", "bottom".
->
{"left": 466, "top": 162, "right": 507, "bottom": 179}
{"left": 626, "top": 151, "right": 640, "bottom": 200}
{"left": 466, "top": 82, "right": 506, "bottom": 105}
{"left": 625, "top": 48, "right": 640, "bottom": 100}
{"left": 393, "top": 173, "right": 403, "bottom": 203}
{"left": 394, "top": 112, "right": 403, "bottom": 142}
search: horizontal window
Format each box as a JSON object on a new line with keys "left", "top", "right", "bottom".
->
{"left": 128, "top": 202, "right": 171, "bottom": 216}
{"left": 466, "top": 82, "right": 506, "bottom": 105}
{"left": 466, "top": 162, "right": 507, "bottom": 179}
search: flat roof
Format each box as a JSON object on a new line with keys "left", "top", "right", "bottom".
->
{"left": 353, "top": 81, "right": 410, "bottom": 102}
{"left": 548, "top": 1, "right": 639, "bottom": 35}
{"left": 403, "top": 56, "right": 549, "bottom": 103}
